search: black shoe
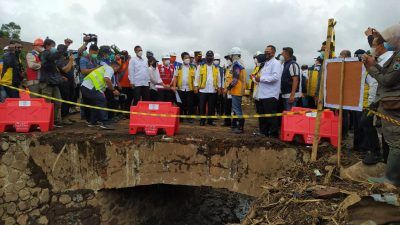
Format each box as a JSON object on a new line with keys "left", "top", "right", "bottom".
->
{"left": 233, "top": 127, "right": 244, "bottom": 134}
{"left": 363, "top": 152, "right": 381, "bottom": 165}
{"left": 99, "top": 123, "right": 115, "bottom": 130}
{"left": 54, "top": 122, "right": 64, "bottom": 128}
{"left": 207, "top": 121, "right": 216, "bottom": 126}
{"left": 200, "top": 121, "right": 205, "bottom": 126}
{"left": 188, "top": 119, "right": 194, "bottom": 124}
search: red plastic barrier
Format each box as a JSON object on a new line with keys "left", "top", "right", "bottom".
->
{"left": 129, "top": 101, "right": 180, "bottom": 136}
{"left": 280, "top": 107, "right": 339, "bottom": 147}
{"left": 0, "top": 92, "right": 54, "bottom": 133}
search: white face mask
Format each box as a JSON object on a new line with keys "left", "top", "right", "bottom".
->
{"left": 38, "top": 47, "right": 45, "bottom": 52}
{"left": 183, "top": 58, "right": 190, "bottom": 65}
{"left": 279, "top": 55, "right": 285, "bottom": 63}
{"left": 164, "top": 60, "right": 170, "bottom": 66}
{"left": 137, "top": 51, "right": 143, "bottom": 57}
{"left": 213, "top": 60, "right": 220, "bottom": 66}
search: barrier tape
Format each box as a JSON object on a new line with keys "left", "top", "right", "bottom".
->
{"left": 2, "top": 84, "right": 399, "bottom": 125}
{"left": 366, "top": 108, "right": 400, "bottom": 126}
{"left": 0, "top": 84, "right": 315, "bottom": 119}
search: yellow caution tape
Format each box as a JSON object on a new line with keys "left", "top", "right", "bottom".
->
{"left": 366, "top": 108, "right": 400, "bottom": 126}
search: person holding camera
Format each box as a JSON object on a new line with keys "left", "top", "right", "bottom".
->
{"left": 56, "top": 44, "right": 75, "bottom": 125}
{"left": 39, "top": 38, "right": 65, "bottom": 127}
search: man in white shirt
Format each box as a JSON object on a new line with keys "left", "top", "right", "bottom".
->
{"left": 81, "top": 61, "right": 121, "bottom": 130}
{"left": 194, "top": 50, "right": 221, "bottom": 126}
{"left": 128, "top": 45, "right": 150, "bottom": 106}
{"left": 251, "top": 45, "right": 282, "bottom": 137}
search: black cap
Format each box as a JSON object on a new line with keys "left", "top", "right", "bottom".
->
{"left": 206, "top": 50, "right": 214, "bottom": 57}
{"left": 354, "top": 49, "right": 366, "bottom": 56}
{"left": 57, "top": 44, "right": 68, "bottom": 54}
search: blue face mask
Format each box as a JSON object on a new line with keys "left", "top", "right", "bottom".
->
{"left": 384, "top": 42, "right": 395, "bottom": 51}
{"left": 50, "top": 47, "right": 57, "bottom": 54}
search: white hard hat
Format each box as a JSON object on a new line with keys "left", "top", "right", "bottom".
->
{"left": 230, "top": 47, "right": 241, "bottom": 55}
{"left": 162, "top": 53, "right": 171, "bottom": 59}
{"left": 170, "top": 52, "right": 177, "bottom": 57}
{"left": 189, "top": 51, "right": 195, "bottom": 58}
{"left": 254, "top": 51, "right": 262, "bottom": 57}
{"left": 3, "top": 46, "right": 8, "bottom": 51}
{"left": 214, "top": 53, "right": 221, "bottom": 60}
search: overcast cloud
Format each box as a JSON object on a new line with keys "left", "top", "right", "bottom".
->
{"left": 1, "top": 0, "right": 399, "bottom": 67}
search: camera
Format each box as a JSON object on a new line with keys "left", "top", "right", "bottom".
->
{"left": 83, "top": 33, "right": 98, "bottom": 45}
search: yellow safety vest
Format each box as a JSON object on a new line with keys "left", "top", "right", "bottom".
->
{"left": 363, "top": 74, "right": 370, "bottom": 108}
{"left": 199, "top": 64, "right": 219, "bottom": 89}
{"left": 307, "top": 69, "right": 319, "bottom": 97}
{"left": 177, "top": 65, "right": 196, "bottom": 91}
{"left": 229, "top": 67, "right": 247, "bottom": 96}
{"left": 224, "top": 68, "right": 232, "bottom": 89}
{"left": 0, "top": 68, "right": 13, "bottom": 85}
{"left": 84, "top": 66, "right": 107, "bottom": 91}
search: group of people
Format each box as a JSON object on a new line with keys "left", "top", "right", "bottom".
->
{"left": 0, "top": 23, "right": 399, "bottom": 186}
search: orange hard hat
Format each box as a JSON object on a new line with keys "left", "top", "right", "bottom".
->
{"left": 33, "top": 38, "right": 44, "bottom": 46}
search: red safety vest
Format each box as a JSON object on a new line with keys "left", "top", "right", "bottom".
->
{"left": 158, "top": 64, "right": 174, "bottom": 85}
{"left": 26, "top": 51, "right": 40, "bottom": 81}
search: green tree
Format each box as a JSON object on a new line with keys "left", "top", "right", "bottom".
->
{"left": 0, "top": 22, "right": 21, "bottom": 40}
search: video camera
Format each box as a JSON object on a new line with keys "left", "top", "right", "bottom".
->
{"left": 83, "top": 33, "right": 98, "bottom": 45}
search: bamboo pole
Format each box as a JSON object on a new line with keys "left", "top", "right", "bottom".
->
{"left": 311, "top": 18, "right": 336, "bottom": 162}
{"left": 337, "top": 59, "right": 346, "bottom": 167}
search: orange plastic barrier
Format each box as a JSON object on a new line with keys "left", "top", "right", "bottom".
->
{"left": 281, "top": 107, "right": 339, "bottom": 147}
{"left": 0, "top": 92, "right": 54, "bottom": 133}
{"left": 129, "top": 101, "right": 180, "bottom": 136}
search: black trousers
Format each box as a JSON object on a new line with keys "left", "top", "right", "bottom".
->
{"left": 158, "top": 89, "right": 175, "bottom": 103}
{"left": 132, "top": 86, "right": 150, "bottom": 106}
{"left": 121, "top": 87, "right": 134, "bottom": 111}
{"left": 199, "top": 92, "right": 217, "bottom": 123}
{"left": 105, "top": 89, "right": 119, "bottom": 119}
{"left": 223, "top": 96, "right": 232, "bottom": 125}
{"left": 59, "top": 80, "right": 74, "bottom": 118}
{"left": 216, "top": 93, "right": 224, "bottom": 116}
{"left": 259, "top": 98, "right": 279, "bottom": 137}
{"left": 255, "top": 100, "right": 263, "bottom": 132}
{"left": 352, "top": 111, "right": 363, "bottom": 150}
{"left": 4, "top": 86, "right": 19, "bottom": 98}
{"left": 177, "top": 90, "right": 195, "bottom": 116}
{"left": 359, "top": 110, "right": 380, "bottom": 153}
{"left": 150, "top": 89, "right": 158, "bottom": 101}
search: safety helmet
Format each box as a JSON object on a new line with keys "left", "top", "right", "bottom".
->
{"left": 33, "top": 38, "right": 44, "bottom": 46}
{"left": 230, "top": 47, "right": 241, "bottom": 55}
{"left": 214, "top": 53, "right": 221, "bottom": 60}
{"left": 162, "top": 53, "right": 170, "bottom": 59}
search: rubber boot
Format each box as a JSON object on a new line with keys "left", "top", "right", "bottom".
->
{"left": 368, "top": 150, "right": 400, "bottom": 186}
{"left": 231, "top": 118, "right": 238, "bottom": 130}
{"left": 233, "top": 119, "right": 245, "bottom": 134}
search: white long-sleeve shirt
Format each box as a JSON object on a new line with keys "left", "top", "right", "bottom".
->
{"left": 365, "top": 74, "right": 378, "bottom": 106}
{"left": 173, "top": 64, "right": 190, "bottom": 91}
{"left": 128, "top": 56, "right": 150, "bottom": 87}
{"left": 194, "top": 64, "right": 221, "bottom": 93}
{"left": 258, "top": 58, "right": 282, "bottom": 100}
{"left": 149, "top": 66, "right": 162, "bottom": 91}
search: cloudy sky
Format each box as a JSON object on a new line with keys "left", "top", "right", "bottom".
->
{"left": 1, "top": 0, "right": 399, "bottom": 67}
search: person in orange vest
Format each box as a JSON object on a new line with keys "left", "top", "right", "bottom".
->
{"left": 226, "top": 47, "right": 247, "bottom": 133}
{"left": 25, "top": 38, "right": 45, "bottom": 95}
{"left": 173, "top": 52, "right": 196, "bottom": 123}
{"left": 118, "top": 50, "right": 133, "bottom": 112}
{"left": 157, "top": 53, "right": 175, "bottom": 102}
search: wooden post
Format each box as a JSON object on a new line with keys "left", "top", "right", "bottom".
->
{"left": 311, "top": 18, "right": 336, "bottom": 162}
{"left": 337, "top": 59, "right": 345, "bottom": 167}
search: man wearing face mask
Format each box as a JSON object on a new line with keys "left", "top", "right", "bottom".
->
{"left": 40, "top": 38, "right": 65, "bottom": 127}
{"left": 173, "top": 52, "right": 196, "bottom": 122}
{"left": 128, "top": 45, "right": 151, "bottom": 106}
{"left": 157, "top": 53, "right": 175, "bottom": 102}
{"left": 251, "top": 45, "right": 282, "bottom": 137}
{"left": 226, "top": 47, "right": 247, "bottom": 134}
{"left": 1, "top": 40, "right": 23, "bottom": 98}
{"left": 25, "top": 39, "right": 44, "bottom": 95}
{"left": 280, "top": 47, "right": 301, "bottom": 111}
{"left": 251, "top": 53, "right": 267, "bottom": 135}
{"left": 363, "top": 24, "right": 400, "bottom": 186}
{"left": 194, "top": 50, "right": 221, "bottom": 126}
{"left": 222, "top": 54, "right": 233, "bottom": 127}
{"left": 213, "top": 53, "right": 225, "bottom": 116}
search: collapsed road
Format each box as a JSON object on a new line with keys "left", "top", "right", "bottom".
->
{"left": 0, "top": 116, "right": 399, "bottom": 225}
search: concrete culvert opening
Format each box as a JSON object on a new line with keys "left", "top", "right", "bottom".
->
{"left": 96, "top": 184, "right": 255, "bottom": 225}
